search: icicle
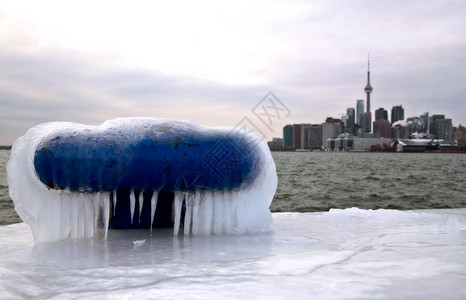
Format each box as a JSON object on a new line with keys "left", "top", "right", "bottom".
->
{"left": 184, "top": 191, "right": 193, "bottom": 235}
{"left": 212, "top": 191, "right": 223, "bottom": 235}
{"left": 59, "top": 190, "right": 71, "bottom": 239}
{"left": 70, "top": 192, "right": 79, "bottom": 239}
{"left": 93, "top": 192, "right": 101, "bottom": 232}
{"left": 173, "top": 192, "right": 183, "bottom": 236}
{"left": 235, "top": 191, "right": 248, "bottom": 234}
{"left": 130, "top": 189, "right": 136, "bottom": 224}
{"left": 102, "top": 192, "right": 110, "bottom": 239}
{"left": 138, "top": 190, "right": 144, "bottom": 224}
{"left": 202, "top": 191, "right": 213, "bottom": 236}
{"left": 83, "top": 193, "right": 93, "bottom": 239}
{"left": 78, "top": 193, "right": 85, "bottom": 238}
{"left": 223, "top": 191, "right": 232, "bottom": 235}
{"left": 192, "top": 190, "right": 202, "bottom": 235}
{"left": 150, "top": 191, "right": 159, "bottom": 235}
{"left": 112, "top": 190, "right": 117, "bottom": 216}
{"left": 229, "top": 190, "right": 239, "bottom": 234}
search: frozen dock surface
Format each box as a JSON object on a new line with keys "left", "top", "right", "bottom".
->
{"left": 1, "top": 208, "right": 465, "bottom": 299}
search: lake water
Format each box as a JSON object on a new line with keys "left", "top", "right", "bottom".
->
{"left": 1, "top": 149, "right": 466, "bottom": 225}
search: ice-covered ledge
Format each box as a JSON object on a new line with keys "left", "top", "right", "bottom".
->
{"left": 1, "top": 208, "right": 465, "bottom": 299}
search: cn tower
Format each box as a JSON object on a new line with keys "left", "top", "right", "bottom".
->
{"left": 364, "top": 55, "right": 373, "bottom": 132}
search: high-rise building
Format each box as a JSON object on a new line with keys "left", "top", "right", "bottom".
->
{"left": 302, "top": 124, "right": 311, "bottom": 148}
{"left": 391, "top": 105, "right": 404, "bottom": 124}
{"left": 429, "top": 114, "right": 445, "bottom": 135}
{"left": 433, "top": 118, "right": 453, "bottom": 140}
{"left": 309, "top": 125, "right": 323, "bottom": 149}
{"left": 322, "top": 118, "right": 342, "bottom": 149}
{"left": 282, "top": 125, "right": 293, "bottom": 149}
{"left": 364, "top": 55, "right": 373, "bottom": 132}
{"left": 361, "top": 112, "right": 371, "bottom": 133}
{"left": 290, "top": 123, "right": 327, "bottom": 149}
{"left": 292, "top": 124, "right": 302, "bottom": 149}
{"left": 372, "top": 120, "right": 391, "bottom": 138}
{"left": 356, "top": 100, "right": 364, "bottom": 125}
{"left": 375, "top": 108, "right": 388, "bottom": 121}
{"left": 346, "top": 107, "right": 355, "bottom": 134}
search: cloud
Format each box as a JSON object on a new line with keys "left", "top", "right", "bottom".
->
{"left": 1, "top": 0, "right": 466, "bottom": 144}
{"left": 0, "top": 47, "right": 282, "bottom": 144}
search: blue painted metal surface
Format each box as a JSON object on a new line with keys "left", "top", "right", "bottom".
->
{"left": 33, "top": 121, "right": 259, "bottom": 192}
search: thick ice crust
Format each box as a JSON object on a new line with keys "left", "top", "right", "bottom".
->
{"left": 7, "top": 118, "right": 278, "bottom": 241}
{"left": 34, "top": 118, "right": 260, "bottom": 192}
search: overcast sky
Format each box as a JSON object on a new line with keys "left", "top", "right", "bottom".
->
{"left": 1, "top": 0, "right": 465, "bottom": 144}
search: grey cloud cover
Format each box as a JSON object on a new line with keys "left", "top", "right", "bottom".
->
{"left": 1, "top": 0, "right": 465, "bottom": 144}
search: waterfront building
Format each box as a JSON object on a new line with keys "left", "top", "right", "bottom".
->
{"left": 290, "top": 123, "right": 330, "bottom": 150}
{"left": 364, "top": 56, "right": 373, "bottom": 132}
{"left": 373, "top": 120, "right": 391, "bottom": 138}
{"left": 396, "top": 139, "right": 456, "bottom": 152}
{"left": 292, "top": 124, "right": 302, "bottom": 149}
{"left": 282, "top": 125, "right": 293, "bottom": 150}
{"left": 302, "top": 124, "right": 311, "bottom": 148}
{"left": 356, "top": 100, "right": 364, "bottom": 125}
{"left": 268, "top": 138, "right": 284, "bottom": 151}
{"left": 309, "top": 124, "right": 323, "bottom": 149}
{"left": 391, "top": 105, "right": 404, "bottom": 124}
{"left": 321, "top": 119, "right": 342, "bottom": 150}
{"left": 375, "top": 108, "right": 388, "bottom": 121}
{"left": 326, "top": 136, "right": 392, "bottom": 151}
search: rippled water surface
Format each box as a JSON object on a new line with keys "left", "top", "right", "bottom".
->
{"left": 270, "top": 151, "right": 466, "bottom": 212}
{"left": 1, "top": 149, "right": 466, "bottom": 225}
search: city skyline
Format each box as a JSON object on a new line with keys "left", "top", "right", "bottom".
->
{"left": 1, "top": 1, "right": 466, "bottom": 145}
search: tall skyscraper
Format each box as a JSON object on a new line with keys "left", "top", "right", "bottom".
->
{"left": 364, "top": 55, "right": 373, "bottom": 132}
{"left": 373, "top": 120, "right": 391, "bottom": 138}
{"left": 292, "top": 124, "right": 302, "bottom": 149}
{"left": 282, "top": 125, "right": 293, "bottom": 149}
{"left": 375, "top": 108, "right": 388, "bottom": 121}
{"left": 429, "top": 114, "right": 445, "bottom": 135}
{"left": 346, "top": 107, "right": 355, "bottom": 134}
{"left": 356, "top": 100, "right": 364, "bottom": 125}
{"left": 431, "top": 117, "right": 452, "bottom": 139}
{"left": 391, "top": 105, "right": 404, "bottom": 124}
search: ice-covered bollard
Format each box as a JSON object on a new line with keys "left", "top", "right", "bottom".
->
{"left": 7, "top": 118, "right": 277, "bottom": 242}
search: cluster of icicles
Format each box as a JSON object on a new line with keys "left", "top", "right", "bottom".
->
{"left": 48, "top": 188, "right": 271, "bottom": 240}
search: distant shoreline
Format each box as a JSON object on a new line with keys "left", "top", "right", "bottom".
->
{"left": 0, "top": 146, "right": 12, "bottom": 150}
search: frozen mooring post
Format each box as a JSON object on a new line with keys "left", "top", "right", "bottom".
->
{"left": 7, "top": 118, "right": 277, "bottom": 242}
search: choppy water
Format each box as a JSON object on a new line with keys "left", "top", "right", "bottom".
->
{"left": 1, "top": 149, "right": 466, "bottom": 225}
{"left": 270, "top": 151, "right": 466, "bottom": 212}
{"left": 0, "top": 150, "right": 21, "bottom": 225}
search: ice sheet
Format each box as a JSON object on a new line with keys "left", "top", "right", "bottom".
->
{"left": 1, "top": 208, "right": 465, "bottom": 299}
